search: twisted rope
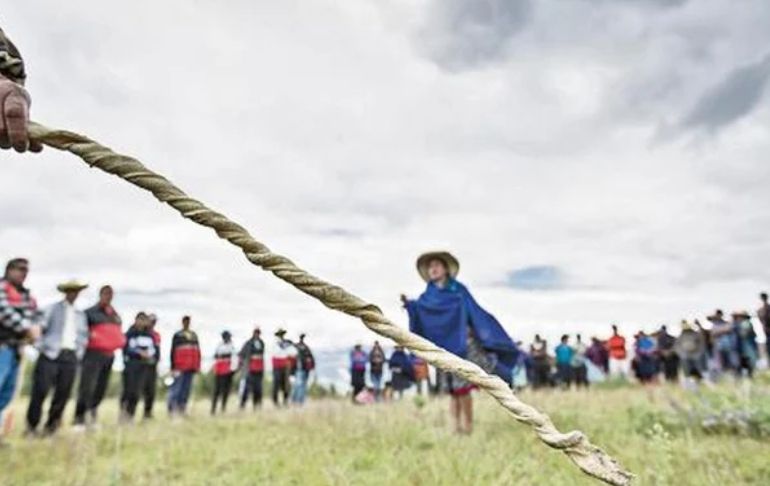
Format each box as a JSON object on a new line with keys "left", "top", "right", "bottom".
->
{"left": 28, "top": 122, "right": 633, "bottom": 485}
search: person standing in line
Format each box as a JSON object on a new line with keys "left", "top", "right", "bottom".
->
{"left": 292, "top": 333, "right": 314, "bottom": 406}
{"left": 554, "top": 335, "right": 574, "bottom": 389}
{"left": 368, "top": 341, "right": 386, "bottom": 401}
{"left": 0, "top": 258, "right": 40, "bottom": 446}
{"left": 211, "top": 331, "right": 236, "bottom": 415}
{"left": 271, "top": 329, "right": 294, "bottom": 407}
{"left": 585, "top": 337, "right": 609, "bottom": 375}
{"left": 732, "top": 311, "right": 758, "bottom": 378}
{"left": 571, "top": 334, "right": 589, "bottom": 388}
{"left": 25, "top": 280, "right": 87, "bottom": 436}
{"left": 121, "top": 312, "right": 157, "bottom": 421}
{"left": 530, "top": 335, "right": 550, "bottom": 389}
{"left": 74, "top": 285, "right": 124, "bottom": 429}
{"left": 238, "top": 327, "right": 265, "bottom": 410}
{"left": 167, "top": 316, "right": 201, "bottom": 416}
{"left": 349, "top": 344, "right": 368, "bottom": 402}
{"left": 142, "top": 314, "right": 161, "bottom": 420}
{"left": 757, "top": 293, "right": 770, "bottom": 364}
{"left": 634, "top": 331, "right": 658, "bottom": 385}
{"left": 606, "top": 325, "right": 628, "bottom": 379}
{"left": 676, "top": 320, "right": 706, "bottom": 384}
{"left": 708, "top": 310, "right": 738, "bottom": 377}
{"left": 411, "top": 353, "right": 430, "bottom": 395}
{"left": 657, "top": 325, "right": 679, "bottom": 383}
{"left": 388, "top": 345, "right": 413, "bottom": 400}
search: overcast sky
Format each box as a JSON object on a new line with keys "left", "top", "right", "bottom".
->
{"left": 3, "top": 0, "right": 770, "bottom": 371}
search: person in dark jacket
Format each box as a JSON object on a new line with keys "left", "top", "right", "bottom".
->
{"left": 388, "top": 345, "right": 413, "bottom": 400}
{"left": 121, "top": 312, "right": 157, "bottom": 421}
{"left": 167, "top": 316, "right": 201, "bottom": 416}
{"left": 292, "top": 333, "right": 314, "bottom": 406}
{"left": 142, "top": 314, "right": 161, "bottom": 419}
{"left": 238, "top": 327, "right": 265, "bottom": 410}
{"left": 350, "top": 344, "right": 367, "bottom": 402}
{"left": 657, "top": 325, "right": 679, "bottom": 383}
{"left": 74, "top": 285, "right": 123, "bottom": 428}
{"left": 25, "top": 279, "right": 87, "bottom": 435}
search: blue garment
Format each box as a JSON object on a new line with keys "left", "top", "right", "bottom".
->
{"left": 0, "top": 346, "right": 19, "bottom": 421}
{"left": 167, "top": 371, "right": 194, "bottom": 413}
{"left": 292, "top": 370, "right": 308, "bottom": 405}
{"left": 555, "top": 344, "right": 574, "bottom": 365}
{"left": 406, "top": 279, "right": 518, "bottom": 382}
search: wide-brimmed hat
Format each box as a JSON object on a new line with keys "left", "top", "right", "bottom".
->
{"left": 275, "top": 328, "right": 287, "bottom": 337}
{"left": 416, "top": 251, "right": 460, "bottom": 282}
{"left": 57, "top": 279, "right": 89, "bottom": 293}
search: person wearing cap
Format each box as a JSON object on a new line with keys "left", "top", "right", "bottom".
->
{"left": 732, "top": 311, "right": 758, "bottom": 378}
{"left": 271, "top": 328, "right": 295, "bottom": 407}
{"left": 349, "top": 344, "right": 368, "bottom": 402}
{"left": 142, "top": 314, "right": 161, "bottom": 419}
{"left": 121, "top": 312, "right": 158, "bottom": 421}
{"left": 167, "top": 315, "right": 201, "bottom": 416}
{"left": 211, "top": 331, "right": 237, "bottom": 415}
{"left": 0, "top": 258, "right": 39, "bottom": 440}
{"left": 238, "top": 327, "right": 265, "bottom": 410}
{"left": 74, "top": 285, "right": 124, "bottom": 428}
{"left": 708, "top": 309, "right": 738, "bottom": 376}
{"left": 25, "top": 279, "right": 88, "bottom": 435}
{"left": 401, "top": 251, "right": 518, "bottom": 434}
{"left": 292, "top": 333, "right": 314, "bottom": 406}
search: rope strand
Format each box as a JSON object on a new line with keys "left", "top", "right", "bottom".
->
{"left": 28, "top": 121, "right": 633, "bottom": 486}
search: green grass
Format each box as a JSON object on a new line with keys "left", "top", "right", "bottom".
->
{"left": 3, "top": 379, "right": 770, "bottom": 485}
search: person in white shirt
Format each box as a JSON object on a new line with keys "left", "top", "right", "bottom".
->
{"left": 211, "top": 331, "right": 237, "bottom": 415}
{"left": 25, "top": 279, "right": 88, "bottom": 435}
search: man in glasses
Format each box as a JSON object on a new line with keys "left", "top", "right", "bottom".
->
{"left": 0, "top": 258, "right": 40, "bottom": 444}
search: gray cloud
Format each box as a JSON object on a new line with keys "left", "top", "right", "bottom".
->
{"left": 679, "top": 54, "right": 770, "bottom": 133}
{"left": 415, "top": 0, "right": 532, "bottom": 71}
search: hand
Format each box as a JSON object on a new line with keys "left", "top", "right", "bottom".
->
{"left": 0, "top": 74, "right": 42, "bottom": 153}
{"left": 25, "top": 324, "right": 41, "bottom": 341}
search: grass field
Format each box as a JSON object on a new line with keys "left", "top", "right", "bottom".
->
{"left": 2, "top": 379, "right": 770, "bottom": 485}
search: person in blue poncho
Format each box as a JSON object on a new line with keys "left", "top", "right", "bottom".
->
{"left": 401, "top": 251, "right": 518, "bottom": 434}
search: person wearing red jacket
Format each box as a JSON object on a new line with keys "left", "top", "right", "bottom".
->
{"left": 211, "top": 331, "right": 236, "bottom": 415}
{"left": 167, "top": 316, "right": 200, "bottom": 416}
{"left": 73, "top": 285, "right": 123, "bottom": 428}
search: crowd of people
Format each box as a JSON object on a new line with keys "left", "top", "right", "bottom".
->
{"left": 515, "top": 300, "right": 766, "bottom": 390}
{"left": 0, "top": 258, "right": 317, "bottom": 441}
{"left": 2, "top": 251, "right": 769, "bottom": 443}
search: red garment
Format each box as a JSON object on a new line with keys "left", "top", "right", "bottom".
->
{"left": 607, "top": 335, "right": 627, "bottom": 360}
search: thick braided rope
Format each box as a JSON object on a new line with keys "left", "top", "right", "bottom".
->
{"left": 28, "top": 122, "right": 633, "bottom": 486}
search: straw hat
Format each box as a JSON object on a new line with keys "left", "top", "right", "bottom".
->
{"left": 56, "top": 279, "right": 89, "bottom": 293}
{"left": 416, "top": 251, "right": 460, "bottom": 282}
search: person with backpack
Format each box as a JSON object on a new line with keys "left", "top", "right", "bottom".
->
{"left": 292, "top": 333, "right": 315, "bottom": 405}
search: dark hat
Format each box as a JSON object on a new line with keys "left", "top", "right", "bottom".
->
{"left": 275, "top": 328, "right": 287, "bottom": 337}
{"left": 222, "top": 330, "right": 232, "bottom": 339}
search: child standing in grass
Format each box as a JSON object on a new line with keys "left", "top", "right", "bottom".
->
{"left": 402, "top": 251, "right": 518, "bottom": 435}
